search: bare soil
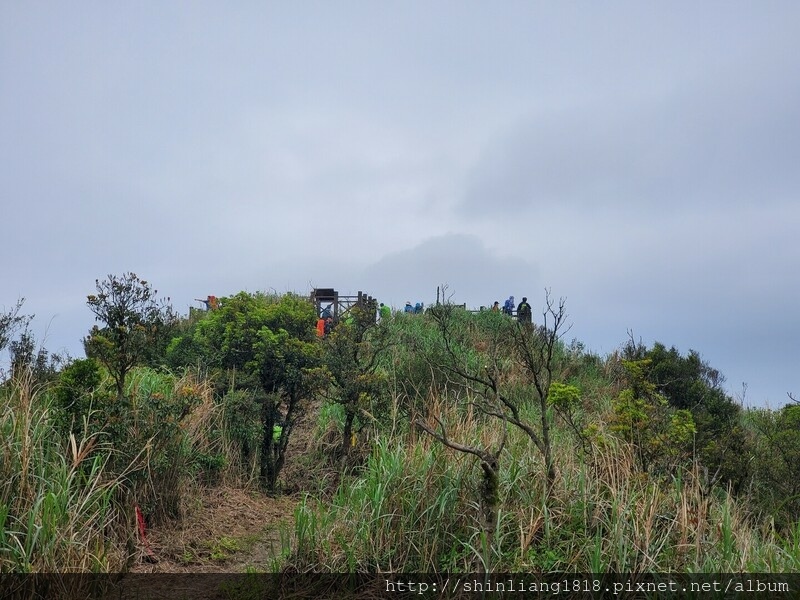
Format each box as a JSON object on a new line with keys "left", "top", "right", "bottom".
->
{"left": 131, "top": 400, "right": 325, "bottom": 573}
{"left": 130, "top": 485, "right": 299, "bottom": 573}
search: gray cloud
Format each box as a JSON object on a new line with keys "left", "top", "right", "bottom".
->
{"left": 3, "top": 2, "right": 800, "bottom": 405}
{"left": 459, "top": 70, "right": 800, "bottom": 218}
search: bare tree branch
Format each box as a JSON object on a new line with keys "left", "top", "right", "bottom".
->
{"left": 415, "top": 415, "right": 492, "bottom": 463}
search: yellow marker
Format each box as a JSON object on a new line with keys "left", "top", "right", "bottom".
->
{"left": 350, "top": 432, "right": 357, "bottom": 447}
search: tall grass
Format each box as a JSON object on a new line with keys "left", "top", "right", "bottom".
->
{"left": 279, "top": 383, "right": 800, "bottom": 572}
{"left": 285, "top": 433, "right": 482, "bottom": 572}
{"left": 0, "top": 364, "right": 229, "bottom": 574}
{"left": 0, "top": 371, "right": 126, "bottom": 572}
{"left": 121, "top": 367, "right": 222, "bottom": 523}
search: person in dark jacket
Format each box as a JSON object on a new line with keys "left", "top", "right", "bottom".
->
{"left": 517, "top": 297, "right": 532, "bottom": 325}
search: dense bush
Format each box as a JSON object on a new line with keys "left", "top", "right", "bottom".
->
{"left": 746, "top": 404, "right": 800, "bottom": 531}
{"left": 621, "top": 341, "right": 752, "bottom": 494}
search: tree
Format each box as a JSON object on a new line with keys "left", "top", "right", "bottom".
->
{"left": 415, "top": 411, "right": 506, "bottom": 570}
{"left": 84, "top": 273, "right": 177, "bottom": 400}
{"left": 423, "top": 290, "right": 571, "bottom": 494}
{"left": 506, "top": 291, "right": 572, "bottom": 488}
{"left": 8, "top": 328, "right": 66, "bottom": 383}
{"left": 609, "top": 358, "right": 696, "bottom": 474}
{"left": 321, "top": 306, "right": 392, "bottom": 460}
{"left": 0, "top": 298, "right": 30, "bottom": 355}
{"left": 163, "top": 308, "right": 210, "bottom": 372}
{"left": 407, "top": 287, "right": 571, "bottom": 567}
{"left": 1, "top": 299, "right": 67, "bottom": 384}
{"left": 621, "top": 337, "right": 749, "bottom": 490}
{"left": 53, "top": 358, "right": 104, "bottom": 436}
{"left": 750, "top": 404, "right": 800, "bottom": 530}
{"left": 193, "top": 291, "right": 322, "bottom": 490}
{"left": 253, "top": 318, "right": 322, "bottom": 490}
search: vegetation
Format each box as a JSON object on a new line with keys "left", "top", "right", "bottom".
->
{"left": 320, "top": 305, "right": 392, "bottom": 460}
{"left": 0, "top": 298, "right": 30, "bottom": 353}
{"left": 1, "top": 277, "right": 800, "bottom": 575}
{"left": 183, "top": 291, "right": 322, "bottom": 491}
{"left": 84, "top": 273, "right": 177, "bottom": 400}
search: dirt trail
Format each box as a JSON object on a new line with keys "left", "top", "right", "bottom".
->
{"left": 132, "top": 401, "right": 324, "bottom": 573}
{"left": 131, "top": 485, "right": 299, "bottom": 573}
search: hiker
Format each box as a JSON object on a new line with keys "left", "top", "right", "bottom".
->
{"left": 414, "top": 302, "right": 424, "bottom": 314}
{"left": 195, "top": 295, "right": 218, "bottom": 311}
{"left": 379, "top": 303, "right": 391, "bottom": 321}
{"left": 503, "top": 296, "right": 515, "bottom": 316}
{"left": 404, "top": 301, "right": 414, "bottom": 313}
{"left": 316, "top": 317, "right": 326, "bottom": 337}
{"left": 491, "top": 301, "right": 500, "bottom": 312}
{"left": 321, "top": 304, "right": 332, "bottom": 319}
{"left": 324, "top": 316, "right": 334, "bottom": 335}
{"left": 517, "top": 297, "right": 533, "bottom": 325}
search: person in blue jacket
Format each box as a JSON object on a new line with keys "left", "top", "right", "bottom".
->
{"left": 503, "top": 296, "right": 515, "bottom": 316}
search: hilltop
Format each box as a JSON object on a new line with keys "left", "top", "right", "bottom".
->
{"left": 1, "top": 279, "right": 799, "bottom": 583}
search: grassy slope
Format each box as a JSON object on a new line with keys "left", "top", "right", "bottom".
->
{"left": 2, "top": 307, "right": 799, "bottom": 574}
{"left": 275, "top": 311, "right": 800, "bottom": 573}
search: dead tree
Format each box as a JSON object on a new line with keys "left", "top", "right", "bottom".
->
{"left": 506, "top": 290, "right": 571, "bottom": 489}
{"left": 415, "top": 410, "right": 506, "bottom": 571}
{"left": 425, "top": 290, "right": 570, "bottom": 495}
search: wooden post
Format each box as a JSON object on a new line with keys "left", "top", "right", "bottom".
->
{"left": 333, "top": 291, "right": 339, "bottom": 320}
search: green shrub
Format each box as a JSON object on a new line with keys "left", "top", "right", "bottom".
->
{"left": 52, "top": 358, "right": 105, "bottom": 437}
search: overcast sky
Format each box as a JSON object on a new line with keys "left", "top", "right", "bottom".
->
{"left": 2, "top": 2, "right": 798, "bottom": 407}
